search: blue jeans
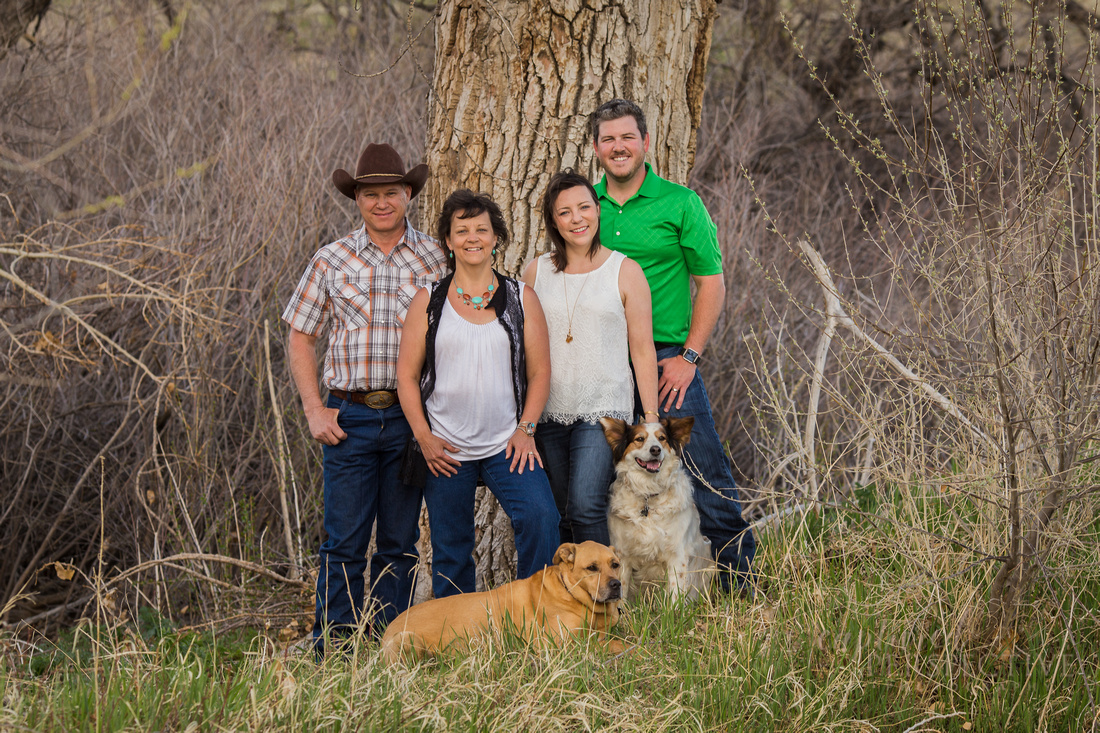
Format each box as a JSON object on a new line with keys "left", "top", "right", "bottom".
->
{"left": 651, "top": 346, "right": 757, "bottom": 588}
{"left": 423, "top": 449, "right": 560, "bottom": 598}
{"left": 537, "top": 419, "right": 615, "bottom": 545}
{"left": 313, "top": 397, "right": 422, "bottom": 651}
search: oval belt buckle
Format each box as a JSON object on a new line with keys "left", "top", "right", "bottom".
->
{"left": 364, "top": 391, "right": 394, "bottom": 409}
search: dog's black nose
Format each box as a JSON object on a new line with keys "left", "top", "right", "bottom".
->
{"left": 609, "top": 578, "right": 621, "bottom": 590}
{"left": 649, "top": 445, "right": 661, "bottom": 457}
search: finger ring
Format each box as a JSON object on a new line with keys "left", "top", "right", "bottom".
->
{"left": 672, "top": 387, "right": 679, "bottom": 392}
{"left": 527, "top": 451, "right": 533, "bottom": 455}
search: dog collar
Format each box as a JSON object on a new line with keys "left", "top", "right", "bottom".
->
{"left": 639, "top": 489, "right": 662, "bottom": 517}
{"left": 557, "top": 569, "right": 613, "bottom": 613}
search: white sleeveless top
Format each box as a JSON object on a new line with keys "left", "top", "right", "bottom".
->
{"left": 533, "top": 250, "right": 634, "bottom": 424}
{"left": 425, "top": 290, "right": 522, "bottom": 460}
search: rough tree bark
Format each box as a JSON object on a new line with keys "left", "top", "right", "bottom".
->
{"left": 0, "top": 0, "right": 51, "bottom": 51}
{"left": 419, "top": 0, "right": 718, "bottom": 591}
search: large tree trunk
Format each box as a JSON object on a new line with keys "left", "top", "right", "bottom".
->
{"left": 0, "top": 0, "right": 50, "bottom": 51}
{"left": 419, "top": 0, "right": 717, "bottom": 591}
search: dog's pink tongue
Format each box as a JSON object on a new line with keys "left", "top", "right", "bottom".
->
{"left": 643, "top": 459, "right": 660, "bottom": 471}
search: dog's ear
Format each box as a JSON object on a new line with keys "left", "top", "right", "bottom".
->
{"left": 664, "top": 416, "right": 695, "bottom": 451}
{"left": 598, "top": 417, "right": 629, "bottom": 447}
{"left": 553, "top": 543, "right": 576, "bottom": 567}
{"left": 600, "top": 417, "right": 632, "bottom": 464}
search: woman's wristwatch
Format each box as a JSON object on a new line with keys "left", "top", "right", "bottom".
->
{"left": 516, "top": 421, "right": 537, "bottom": 436}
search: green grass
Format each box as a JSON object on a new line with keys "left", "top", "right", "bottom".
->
{"left": 4, "top": 506, "right": 1098, "bottom": 731}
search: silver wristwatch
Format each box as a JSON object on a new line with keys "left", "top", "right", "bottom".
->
{"left": 679, "top": 347, "right": 701, "bottom": 365}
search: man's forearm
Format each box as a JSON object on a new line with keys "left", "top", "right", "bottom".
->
{"left": 288, "top": 329, "right": 324, "bottom": 412}
{"left": 684, "top": 274, "right": 726, "bottom": 354}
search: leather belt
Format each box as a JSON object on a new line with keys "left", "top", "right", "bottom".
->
{"left": 330, "top": 389, "right": 399, "bottom": 409}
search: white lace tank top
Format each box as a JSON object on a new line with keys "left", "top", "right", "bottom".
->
{"left": 533, "top": 250, "right": 634, "bottom": 424}
{"left": 425, "top": 292, "right": 521, "bottom": 461}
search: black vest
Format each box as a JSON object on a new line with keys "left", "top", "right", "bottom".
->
{"left": 419, "top": 271, "right": 527, "bottom": 423}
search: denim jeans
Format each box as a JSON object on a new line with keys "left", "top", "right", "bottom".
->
{"left": 537, "top": 419, "right": 615, "bottom": 545}
{"left": 423, "top": 448, "right": 560, "bottom": 598}
{"left": 313, "top": 397, "right": 422, "bottom": 652}
{"left": 651, "top": 346, "right": 757, "bottom": 588}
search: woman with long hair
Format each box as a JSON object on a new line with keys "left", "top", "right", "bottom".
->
{"left": 522, "top": 170, "right": 659, "bottom": 544}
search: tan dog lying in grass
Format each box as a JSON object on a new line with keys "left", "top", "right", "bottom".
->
{"left": 381, "top": 541, "right": 624, "bottom": 663}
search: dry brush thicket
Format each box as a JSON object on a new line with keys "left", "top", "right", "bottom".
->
{"left": 0, "top": 1, "right": 431, "bottom": 628}
{"left": 717, "top": 0, "right": 1100, "bottom": 650}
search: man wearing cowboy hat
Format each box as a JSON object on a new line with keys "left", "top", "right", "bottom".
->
{"left": 283, "top": 142, "right": 448, "bottom": 655}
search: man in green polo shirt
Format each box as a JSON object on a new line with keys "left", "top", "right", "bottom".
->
{"left": 590, "top": 98, "right": 756, "bottom": 590}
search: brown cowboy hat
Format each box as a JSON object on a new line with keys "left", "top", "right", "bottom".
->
{"left": 332, "top": 143, "right": 429, "bottom": 200}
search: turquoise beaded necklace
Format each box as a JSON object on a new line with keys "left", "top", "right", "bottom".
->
{"left": 456, "top": 276, "right": 496, "bottom": 310}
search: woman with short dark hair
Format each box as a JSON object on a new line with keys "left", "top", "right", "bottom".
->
{"left": 398, "top": 189, "right": 559, "bottom": 597}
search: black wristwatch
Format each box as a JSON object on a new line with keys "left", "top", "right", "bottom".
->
{"left": 679, "top": 347, "right": 701, "bottom": 365}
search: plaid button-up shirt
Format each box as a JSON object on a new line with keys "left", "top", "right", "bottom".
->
{"left": 282, "top": 222, "right": 448, "bottom": 392}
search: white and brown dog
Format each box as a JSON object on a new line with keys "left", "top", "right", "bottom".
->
{"left": 599, "top": 417, "right": 716, "bottom": 602}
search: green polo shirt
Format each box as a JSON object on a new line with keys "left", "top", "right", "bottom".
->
{"left": 595, "top": 163, "right": 723, "bottom": 345}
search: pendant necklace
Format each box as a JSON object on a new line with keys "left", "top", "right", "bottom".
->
{"left": 563, "top": 271, "right": 591, "bottom": 343}
{"left": 456, "top": 276, "right": 496, "bottom": 310}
